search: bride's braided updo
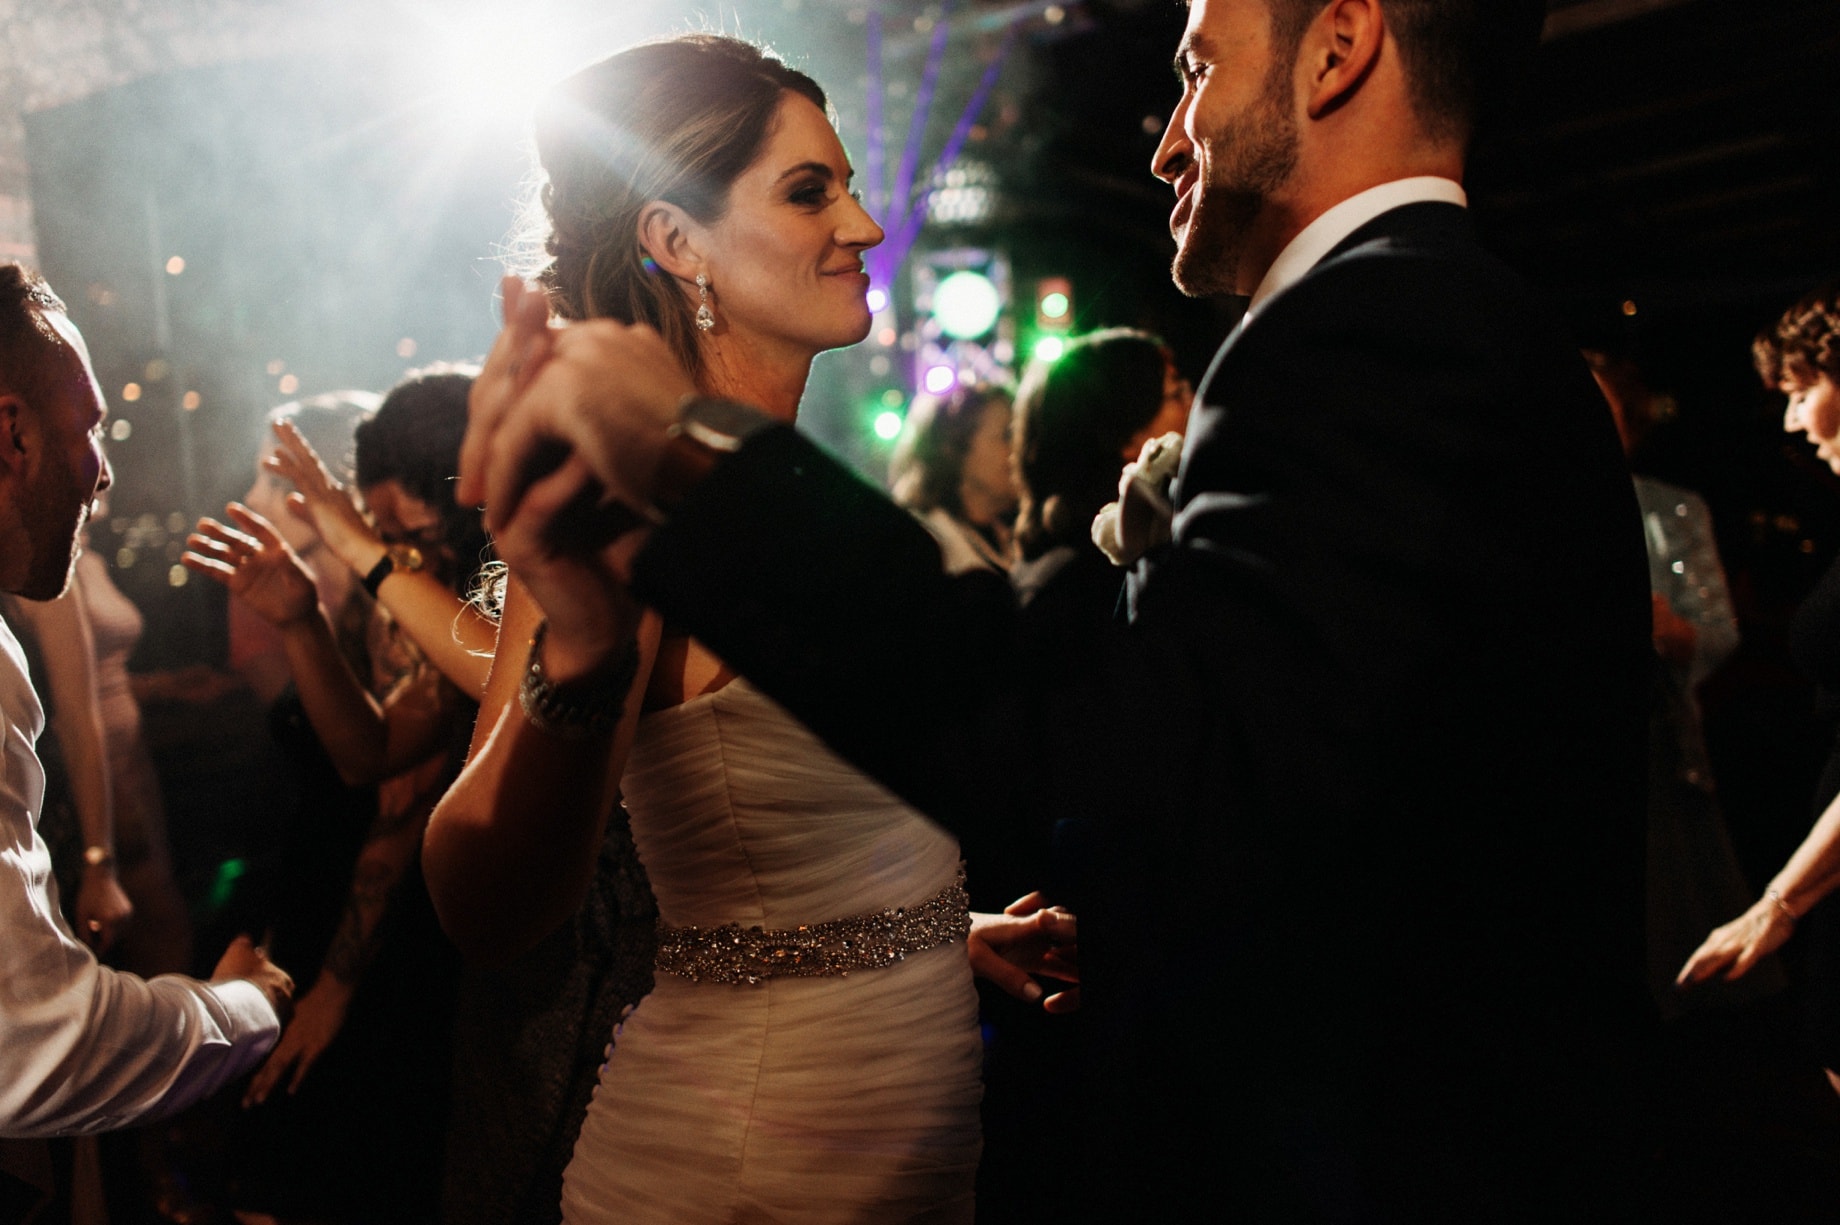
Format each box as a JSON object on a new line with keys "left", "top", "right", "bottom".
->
{"left": 531, "top": 35, "right": 827, "bottom": 383}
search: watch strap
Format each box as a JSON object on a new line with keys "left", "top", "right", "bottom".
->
{"left": 360, "top": 551, "right": 394, "bottom": 598}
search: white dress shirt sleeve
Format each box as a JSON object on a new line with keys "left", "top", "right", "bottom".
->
{"left": 0, "top": 621, "right": 279, "bottom": 1138}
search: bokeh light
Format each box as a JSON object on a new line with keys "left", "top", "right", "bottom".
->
{"left": 933, "top": 270, "right": 1001, "bottom": 340}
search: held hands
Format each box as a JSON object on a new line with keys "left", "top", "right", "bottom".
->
{"left": 264, "top": 418, "right": 385, "bottom": 577}
{"left": 211, "top": 933, "right": 295, "bottom": 1024}
{"left": 75, "top": 864, "right": 133, "bottom": 954}
{"left": 459, "top": 277, "right": 692, "bottom": 547}
{"left": 182, "top": 504, "right": 320, "bottom": 629}
{"left": 455, "top": 277, "right": 685, "bottom": 668}
{"left": 1676, "top": 891, "right": 1797, "bottom": 988}
{"left": 968, "top": 891, "right": 1080, "bottom": 1014}
{"left": 243, "top": 974, "right": 352, "bottom": 1107}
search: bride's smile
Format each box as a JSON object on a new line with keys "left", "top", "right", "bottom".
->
{"left": 682, "top": 93, "right": 885, "bottom": 370}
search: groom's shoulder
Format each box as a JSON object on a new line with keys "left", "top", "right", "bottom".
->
{"left": 1261, "top": 207, "right": 1559, "bottom": 359}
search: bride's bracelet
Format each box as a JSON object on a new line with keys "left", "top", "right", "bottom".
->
{"left": 1764, "top": 887, "right": 1798, "bottom": 925}
{"left": 518, "top": 620, "right": 637, "bottom": 740}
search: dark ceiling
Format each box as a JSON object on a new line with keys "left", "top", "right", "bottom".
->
{"left": 1478, "top": 0, "right": 1840, "bottom": 309}
{"left": 992, "top": 0, "right": 1840, "bottom": 309}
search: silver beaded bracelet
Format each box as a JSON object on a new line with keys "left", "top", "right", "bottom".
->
{"left": 517, "top": 620, "right": 637, "bottom": 740}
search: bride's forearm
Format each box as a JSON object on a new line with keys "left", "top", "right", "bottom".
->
{"left": 422, "top": 574, "right": 655, "bottom": 963}
{"left": 424, "top": 705, "right": 617, "bottom": 962}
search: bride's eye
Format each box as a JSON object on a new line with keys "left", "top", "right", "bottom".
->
{"left": 789, "top": 181, "right": 830, "bottom": 207}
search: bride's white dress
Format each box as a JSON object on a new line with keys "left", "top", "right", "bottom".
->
{"left": 561, "top": 678, "right": 984, "bottom": 1224}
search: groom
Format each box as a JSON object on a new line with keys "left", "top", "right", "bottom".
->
{"left": 465, "top": 0, "right": 1653, "bottom": 1218}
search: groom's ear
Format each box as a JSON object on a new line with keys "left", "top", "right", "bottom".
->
{"left": 1304, "top": 0, "right": 1384, "bottom": 121}
{"left": 636, "top": 201, "right": 705, "bottom": 283}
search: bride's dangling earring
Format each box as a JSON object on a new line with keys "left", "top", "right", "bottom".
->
{"left": 695, "top": 273, "right": 715, "bottom": 333}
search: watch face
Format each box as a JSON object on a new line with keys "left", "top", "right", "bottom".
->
{"left": 679, "top": 396, "right": 770, "bottom": 453}
{"left": 388, "top": 544, "right": 425, "bottom": 572}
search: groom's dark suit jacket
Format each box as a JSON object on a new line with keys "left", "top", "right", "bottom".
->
{"left": 633, "top": 202, "right": 1654, "bottom": 1221}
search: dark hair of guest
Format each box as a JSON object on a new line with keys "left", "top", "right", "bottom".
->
{"left": 1013, "top": 328, "right": 1170, "bottom": 561}
{"left": 532, "top": 35, "right": 827, "bottom": 383}
{"left": 355, "top": 368, "right": 491, "bottom": 594}
{"left": 889, "top": 383, "right": 1013, "bottom": 519}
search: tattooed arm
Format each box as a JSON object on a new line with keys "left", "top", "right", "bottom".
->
{"left": 242, "top": 756, "right": 446, "bottom": 1107}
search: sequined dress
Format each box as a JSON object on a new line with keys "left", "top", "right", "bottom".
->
{"left": 560, "top": 678, "right": 983, "bottom": 1224}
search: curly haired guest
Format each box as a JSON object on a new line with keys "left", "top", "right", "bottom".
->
{"left": 1680, "top": 280, "right": 1840, "bottom": 1088}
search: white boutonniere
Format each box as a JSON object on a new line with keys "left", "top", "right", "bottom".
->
{"left": 1091, "top": 432, "right": 1183, "bottom": 567}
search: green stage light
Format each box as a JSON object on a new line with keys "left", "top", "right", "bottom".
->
{"left": 1032, "top": 335, "right": 1067, "bottom": 364}
{"left": 1039, "top": 291, "right": 1070, "bottom": 320}
{"left": 933, "top": 270, "right": 1002, "bottom": 340}
{"left": 873, "top": 410, "right": 905, "bottom": 441}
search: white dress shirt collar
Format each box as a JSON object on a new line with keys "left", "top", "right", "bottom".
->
{"left": 1246, "top": 176, "right": 1468, "bottom": 318}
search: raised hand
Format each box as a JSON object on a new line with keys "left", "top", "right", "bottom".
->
{"left": 489, "top": 450, "right": 648, "bottom": 679}
{"left": 181, "top": 504, "right": 319, "bottom": 628}
{"left": 457, "top": 276, "right": 559, "bottom": 509}
{"left": 264, "top": 418, "right": 384, "bottom": 576}
{"left": 463, "top": 304, "right": 693, "bottom": 534}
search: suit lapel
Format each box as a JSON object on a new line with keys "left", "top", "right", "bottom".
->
{"left": 1136, "top": 201, "right": 1480, "bottom": 610}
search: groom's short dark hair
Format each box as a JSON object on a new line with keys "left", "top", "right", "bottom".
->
{"left": 1266, "top": 0, "right": 1547, "bottom": 144}
{"left": 0, "top": 264, "right": 67, "bottom": 407}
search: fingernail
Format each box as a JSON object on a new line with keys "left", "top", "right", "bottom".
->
{"left": 1023, "top": 982, "right": 1043, "bottom": 1003}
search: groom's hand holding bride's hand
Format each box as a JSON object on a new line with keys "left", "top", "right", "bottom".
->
{"left": 459, "top": 277, "right": 680, "bottom": 673}
{"left": 969, "top": 892, "right": 1080, "bottom": 1014}
{"left": 460, "top": 277, "right": 695, "bottom": 565}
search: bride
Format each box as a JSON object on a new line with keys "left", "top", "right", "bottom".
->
{"left": 423, "top": 35, "right": 1072, "bottom": 1223}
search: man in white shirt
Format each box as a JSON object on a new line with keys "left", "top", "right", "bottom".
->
{"left": 0, "top": 262, "right": 290, "bottom": 1144}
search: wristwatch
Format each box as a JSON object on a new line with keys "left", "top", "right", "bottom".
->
{"left": 360, "top": 543, "right": 425, "bottom": 598}
{"left": 651, "top": 396, "right": 773, "bottom": 519}
{"left": 82, "top": 844, "right": 115, "bottom": 869}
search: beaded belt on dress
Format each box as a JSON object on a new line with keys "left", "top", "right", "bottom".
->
{"left": 654, "top": 866, "right": 970, "bottom": 986}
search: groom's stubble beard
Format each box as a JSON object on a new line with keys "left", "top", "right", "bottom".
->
{"left": 1170, "top": 58, "right": 1300, "bottom": 299}
{"left": 17, "top": 444, "right": 90, "bottom": 601}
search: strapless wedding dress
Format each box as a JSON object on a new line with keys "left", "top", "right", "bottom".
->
{"left": 560, "top": 678, "right": 983, "bottom": 1224}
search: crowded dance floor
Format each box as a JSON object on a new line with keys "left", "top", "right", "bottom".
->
{"left": 0, "top": 0, "right": 1838, "bottom": 1221}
